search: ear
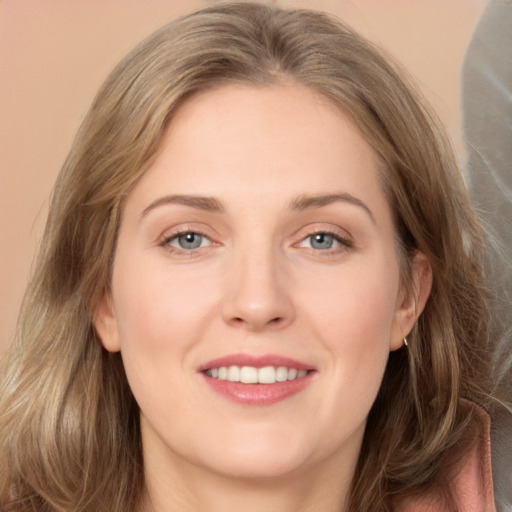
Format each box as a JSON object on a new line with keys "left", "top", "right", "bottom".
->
{"left": 390, "top": 250, "right": 432, "bottom": 351}
{"left": 93, "top": 294, "right": 121, "bottom": 353}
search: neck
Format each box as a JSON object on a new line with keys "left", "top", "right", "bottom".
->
{"left": 139, "top": 447, "right": 354, "bottom": 512}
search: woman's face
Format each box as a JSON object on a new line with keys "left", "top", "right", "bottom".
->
{"left": 95, "top": 84, "right": 429, "bottom": 484}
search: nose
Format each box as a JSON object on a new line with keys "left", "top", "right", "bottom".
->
{"left": 221, "top": 248, "right": 295, "bottom": 332}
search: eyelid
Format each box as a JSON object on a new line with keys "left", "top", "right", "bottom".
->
{"left": 293, "top": 225, "right": 354, "bottom": 251}
{"left": 158, "top": 224, "right": 219, "bottom": 253}
{"left": 156, "top": 223, "right": 353, "bottom": 256}
{"left": 166, "top": 232, "right": 211, "bottom": 249}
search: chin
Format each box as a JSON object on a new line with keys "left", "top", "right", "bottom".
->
{"left": 195, "top": 430, "right": 318, "bottom": 481}
{"left": 206, "top": 451, "right": 312, "bottom": 482}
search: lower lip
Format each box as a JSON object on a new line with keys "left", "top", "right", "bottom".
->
{"left": 202, "top": 372, "right": 314, "bottom": 406}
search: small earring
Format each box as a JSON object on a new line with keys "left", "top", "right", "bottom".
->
{"left": 403, "top": 337, "right": 408, "bottom": 347}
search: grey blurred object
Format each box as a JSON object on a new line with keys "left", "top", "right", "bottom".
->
{"left": 462, "top": 1, "right": 512, "bottom": 511}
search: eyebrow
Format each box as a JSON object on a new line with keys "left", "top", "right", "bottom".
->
{"left": 289, "top": 193, "right": 375, "bottom": 223}
{"left": 141, "top": 192, "right": 375, "bottom": 223}
{"left": 142, "top": 194, "right": 225, "bottom": 217}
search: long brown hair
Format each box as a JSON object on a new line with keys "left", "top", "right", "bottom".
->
{"left": 0, "top": 3, "right": 492, "bottom": 510}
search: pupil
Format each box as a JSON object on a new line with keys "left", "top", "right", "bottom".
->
{"left": 179, "top": 233, "right": 202, "bottom": 249}
{"left": 311, "top": 233, "right": 333, "bottom": 249}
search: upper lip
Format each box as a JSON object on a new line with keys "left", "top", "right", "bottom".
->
{"left": 197, "top": 353, "right": 314, "bottom": 373}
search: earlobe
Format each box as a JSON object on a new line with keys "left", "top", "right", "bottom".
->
{"left": 390, "top": 251, "right": 433, "bottom": 351}
{"left": 93, "top": 294, "right": 121, "bottom": 353}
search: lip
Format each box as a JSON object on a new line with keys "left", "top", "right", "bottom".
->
{"left": 197, "top": 353, "right": 314, "bottom": 372}
{"left": 198, "top": 353, "right": 316, "bottom": 406}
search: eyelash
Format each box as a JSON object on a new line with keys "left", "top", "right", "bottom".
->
{"left": 159, "top": 228, "right": 353, "bottom": 256}
{"left": 296, "top": 229, "right": 353, "bottom": 253}
{"left": 160, "top": 228, "right": 214, "bottom": 255}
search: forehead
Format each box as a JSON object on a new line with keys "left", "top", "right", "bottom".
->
{"left": 123, "top": 83, "right": 390, "bottom": 222}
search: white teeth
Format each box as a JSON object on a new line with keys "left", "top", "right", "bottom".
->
{"left": 258, "top": 366, "right": 276, "bottom": 384}
{"left": 206, "top": 365, "right": 309, "bottom": 383}
{"left": 240, "top": 366, "right": 258, "bottom": 384}
{"left": 276, "top": 366, "right": 288, "bottom": 382}
{"left": 288, "top": 368, "right": 298, "bottom": 380}
{"left": 227, "top": 365, "right": 240, "bottom": 382}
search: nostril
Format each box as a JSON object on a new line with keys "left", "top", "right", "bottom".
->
{"left": 229, "top": 315, "right": 284, "bottom": 329}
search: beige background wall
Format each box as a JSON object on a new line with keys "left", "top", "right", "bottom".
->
{"left": 0, "top": 0, "right": 486, "bottom": 350}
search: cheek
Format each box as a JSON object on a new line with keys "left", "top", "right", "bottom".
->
{"left": 319, "top": 285, "right": 394, "bottom": 380}
{"left": 112, "top": 256, "right": 220, "bottom": 352}
{"left": 300, "top": 259, "right": 399, "bottom": 412}
{"left": 109, "top": 258, "right": 223, "bottom": 421}
{"left": 302, "top": 256, "right": 400, "bottom": 348}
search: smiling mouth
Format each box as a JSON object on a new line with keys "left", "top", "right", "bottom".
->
{"left": 205, "top": 365, "right": 309, "bottom": 384}
{"left": 199, "top": 354, "right": 315, "bottom": 405}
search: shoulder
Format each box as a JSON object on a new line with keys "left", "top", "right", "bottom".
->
{"left": 449, "top": 402, "right": 495, "bottom": 512}
{"left": 394, "top": 401, "right": 496, "bottom": 512}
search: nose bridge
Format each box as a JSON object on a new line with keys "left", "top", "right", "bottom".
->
{"left": 222, "top": 237, "right": 294, "bottom": 331}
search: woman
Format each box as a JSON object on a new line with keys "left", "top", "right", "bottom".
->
{"left": 0, "top": 3, "right": 497, "bottom": 511}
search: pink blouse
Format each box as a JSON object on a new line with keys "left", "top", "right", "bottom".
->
{"left": 395, "top": 403, "right": 496, "bottom": 511}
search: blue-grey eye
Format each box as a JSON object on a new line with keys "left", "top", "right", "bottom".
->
{"left": 175, "top": 232, "right": 204, "bottom": 250}
{"left": 309, "top": 233, "right": 335, "bottom": 250}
